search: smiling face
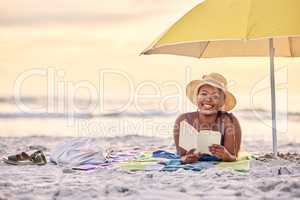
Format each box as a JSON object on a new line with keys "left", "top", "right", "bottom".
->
{"left": 197, "top": 84, "right": 225, "bottom": 115}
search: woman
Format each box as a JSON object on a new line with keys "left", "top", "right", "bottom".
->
{"left": 173, "top": 73, "right": 241, "bottom": 163}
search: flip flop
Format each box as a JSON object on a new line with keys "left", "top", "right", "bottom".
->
{"left": 3, "top": 150, "right": 47, "bottom": 166}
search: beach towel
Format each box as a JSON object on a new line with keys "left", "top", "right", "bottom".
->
{"left": 116, "top": 151, "right": 215, "bottom": 172}
{"left": 118, "top": 150, "right": 252, "bottom": 173}
{"left": 71, "top": 149, "right": 142, "bottom": 171}
{"left": 161, "top": 159, "right": 215, "bottom": 171}
{"left": 106, "top": 149, "right": 141, "bottom": 163}
{"left": 116, "top": 152, "right": 165, "bottom": 171}
{"left": 217, "top": 152, "right": 252, "bottom": 172}
{"left": 152, "top": 150, "right": 179, "bottom": 159}
{"left": 72, "top": 163, "right": 113, "bottom": 171}
{"left": 152, "top": 150, "right": 221, "bottom": 161}
{"left": 50, "top": 140, "right": 251, "bottom": 173}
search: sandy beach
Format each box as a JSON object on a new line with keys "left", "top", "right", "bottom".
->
{"left": 2, "top": 0, "right": 300, "bottom": 199}
{"left": 1, "top": 135, "right": 300, "bottom": 200}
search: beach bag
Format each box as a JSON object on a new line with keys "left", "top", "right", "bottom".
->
{"left": 50, "top": 138, "right": 105, "bottom": 167}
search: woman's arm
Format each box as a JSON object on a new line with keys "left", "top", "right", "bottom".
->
{"left": 210, "top": 114, "right": 242, "bottom": 162}
{"left": 223, "top": 114, "right": 242, "bottom": 159}
{"left": 173, "top": 114, "right": 187, "bottom": 156}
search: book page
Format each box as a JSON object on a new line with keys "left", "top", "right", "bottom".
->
{"left": 179, "top": 121, "right": 221, "bottom": 154}
{"left": 196, "top": 130, "right": 221, "bottom": 154}
{"left": 179, "top": 121, "right": 198, "bottom": 151}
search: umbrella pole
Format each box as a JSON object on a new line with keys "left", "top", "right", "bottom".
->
{"left": 269, "top": 38, "right": 278, "bottom": 157}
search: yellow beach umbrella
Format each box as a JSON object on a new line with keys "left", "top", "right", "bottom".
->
{"left": 141, "top": 0, "right": 300, "bottom": 156}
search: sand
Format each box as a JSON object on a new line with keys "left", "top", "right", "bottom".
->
{"left": 0, "top": 136, "right": 300, "bottom": 200}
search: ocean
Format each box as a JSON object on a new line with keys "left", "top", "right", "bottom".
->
{"left": 0, "top": 96, "right": 299, "bottom": 152}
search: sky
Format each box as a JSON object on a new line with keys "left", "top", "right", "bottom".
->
{"left": 1, "top": 0, "right": 300, "bottom": 111}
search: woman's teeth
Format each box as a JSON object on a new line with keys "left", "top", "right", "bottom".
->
{"left": 203, "top": 104, "right": 213, "bottom": 109}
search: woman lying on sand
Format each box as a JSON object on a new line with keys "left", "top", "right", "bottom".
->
{"left": 174, "top": 73, "right": 241, "bottom": 163}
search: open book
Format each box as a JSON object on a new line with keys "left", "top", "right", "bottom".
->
{"left": 179, "top": 121, "right": 221, "bottom": 154}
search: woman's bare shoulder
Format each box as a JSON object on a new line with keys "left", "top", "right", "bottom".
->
{"left": 222, "top": 112, "right": 240, "bottom": 125}
{"left": 175, "top": 111, "right": 197, "bottom": 123}
{"left": 222, "top": 112, "right": 241, "bottom": 134}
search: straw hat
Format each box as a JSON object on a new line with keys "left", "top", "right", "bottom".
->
{"left": 186, "top": 73, "right": 236, "bottom": 111}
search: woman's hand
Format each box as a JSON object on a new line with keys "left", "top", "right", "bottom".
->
{"left": 209, "top": 144, "right": 236, "bottom": 162}
{"left": 180, "top": 149, "right": 203, "bottom": 164}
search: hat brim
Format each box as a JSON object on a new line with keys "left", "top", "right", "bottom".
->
{"left": 186, "top": 80, "right": 236, "bottom": 112}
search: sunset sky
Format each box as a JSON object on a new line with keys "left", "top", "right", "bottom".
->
{"left": 1, "top": 0, "right": 300, "bottom": 111}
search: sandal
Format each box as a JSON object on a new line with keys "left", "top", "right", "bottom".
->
{"left": 3, "top": 150, "right": 47, "bottom": 166}
{"left": 8, "top": 152, "right": 31, "bottom": 162}
{"left": 30, "top": 150, "right": 47, "bottom": 165}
